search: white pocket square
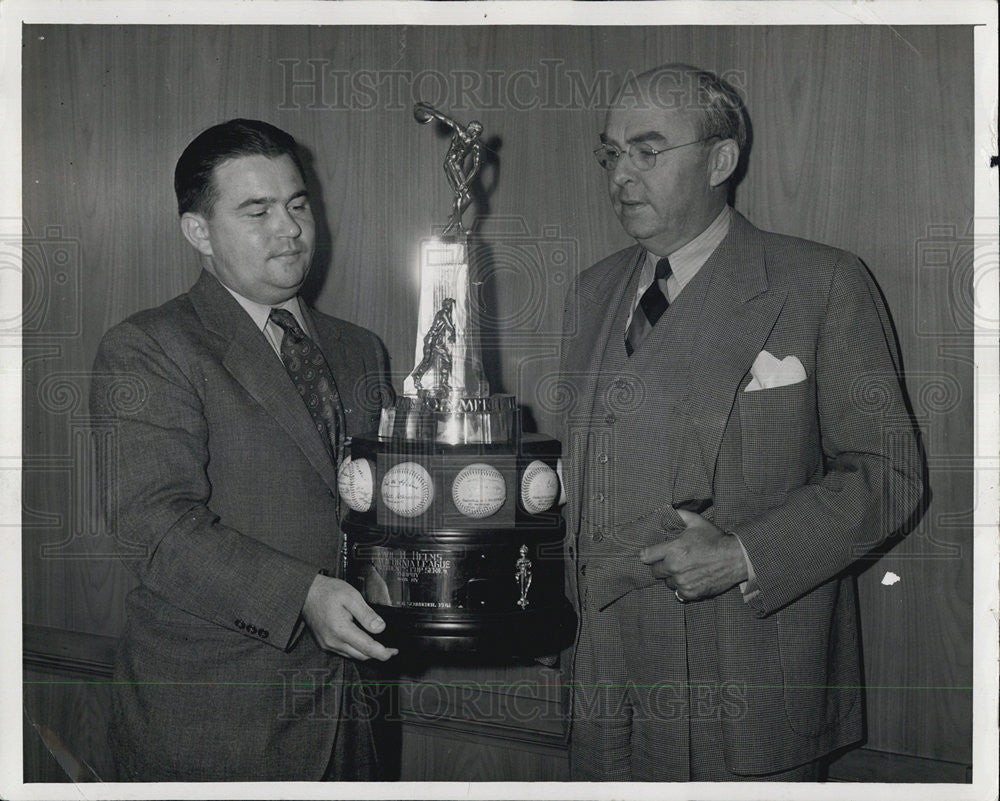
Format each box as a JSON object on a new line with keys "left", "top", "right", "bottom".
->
{"left": 744, "top": 350, "right": 806, "bottom": 392}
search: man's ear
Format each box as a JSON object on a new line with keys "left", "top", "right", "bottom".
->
{"left": 707, "top": 139, "right": 740, "bottom": 188}
{"left": 180, "top": 212, "right": 214, "bottom": 257}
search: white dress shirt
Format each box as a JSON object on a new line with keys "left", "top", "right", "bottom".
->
{"left": 625, "top": 205, "right": 732, "bottom": 334}
{"left": 222, "top": 286, "right": 312, "bottom": 358}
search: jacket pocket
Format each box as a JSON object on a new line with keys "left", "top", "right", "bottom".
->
{"left": 737, "top": 377, "right": 816, "bottom": 495}
{"left": 776, "top": 579, "right": 860, "bottom": 737}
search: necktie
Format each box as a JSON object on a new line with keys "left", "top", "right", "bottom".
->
{"left": 624, "top": 256, "right": 672, "bottom": 357}
{"left": 268, "top": 307, "right": 345, "bottom": 464}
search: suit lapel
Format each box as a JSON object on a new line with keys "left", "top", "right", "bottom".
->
{"left": 189, "top": 271, "right": 339, "bottom": 493}
{"left": 686, "top": 212, "right": 787, "bottom": 487}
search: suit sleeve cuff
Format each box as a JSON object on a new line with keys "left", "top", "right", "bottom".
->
{"left": 731, "top": 531, "right": 761, "bottom": 604}
{"left": 286, "top": 567, "right": 333, "bottom": 652}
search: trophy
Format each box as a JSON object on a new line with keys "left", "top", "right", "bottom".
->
{"left": 339, "top": 104, "right": 575, "bottom": 654}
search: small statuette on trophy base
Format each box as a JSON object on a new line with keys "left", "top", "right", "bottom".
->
{"left": 516, "top": 544, "right": 533, "bottom": 610}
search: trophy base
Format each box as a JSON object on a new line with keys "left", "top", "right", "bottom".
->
{"left": 372, "top": 597, "right": 577, "bottom": 655}
{"left": 341, "top": 432, "right": 572, "bottom": 656}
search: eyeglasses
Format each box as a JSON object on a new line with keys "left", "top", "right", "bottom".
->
{"left": 593, "top": 135, "right": 720, "bottom": 172}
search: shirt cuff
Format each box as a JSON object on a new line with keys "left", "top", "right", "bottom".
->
{"left": 731, "top": 532, "right": 761, "bottom": 604}
{"left": 287, "top": 568, "right": 331, "bottom": 652}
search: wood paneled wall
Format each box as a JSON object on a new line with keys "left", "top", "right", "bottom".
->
{"left": 22, "top": 24, "right": 974, "bottom": 769}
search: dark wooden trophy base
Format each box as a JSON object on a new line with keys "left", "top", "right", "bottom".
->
{"left": 342, "top": 432, "right": 576, "bottom": 656}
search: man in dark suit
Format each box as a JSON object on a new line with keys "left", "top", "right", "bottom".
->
{"left": 91, "top": 119, "right": 397, "bottom": 780}
{"left": 558, "top": 64, "right": 923, "bottom": 781}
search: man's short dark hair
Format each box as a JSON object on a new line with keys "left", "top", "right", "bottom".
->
{"left": 174, "top": 119, "right": 306, "bottom": 217}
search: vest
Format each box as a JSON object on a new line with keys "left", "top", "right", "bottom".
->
{"left": 577, "top": 253, "right": 718, "bottom": 567}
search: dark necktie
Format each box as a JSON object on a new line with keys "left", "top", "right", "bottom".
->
{"left": 268, "top": 307, "right": 345, "bottom": 464}
{"left": 624, "top": 256, "right": 672, "bottom": 357}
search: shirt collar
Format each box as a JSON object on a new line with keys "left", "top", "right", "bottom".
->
{"left": 221, "top": 284, "right": 308, "bottom": 335}
{"left": 644, "top": 204, "right": 731, "bottom": 294}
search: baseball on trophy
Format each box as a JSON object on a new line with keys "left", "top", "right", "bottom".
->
{"left": 520, "top": 459, "right": 560, "bottom": 514}
{"left": 452, "top": 462, "right": 507, "bottom": 519}
{"left": 337, "top": 455, "right": 374, "bottom": 513}
{"left": 382, "top": 461, "right": 435, "bottom": 518}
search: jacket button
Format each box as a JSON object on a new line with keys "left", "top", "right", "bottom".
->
{"left": 592, "top": 530, "right": 604, "bottom": 542}
{"left": 247, "top": 624, "right": 257, "bottom": 635}
{"left": 596, "top": 452, "right": 608, "bottom": 464}
{"left": 604, "top": 414, "right": 616, "bottom": 425}
{"left": 259, "top": 630, "right": 269, "bottom": 639}
{"left": 235, "top": 619, "right": 245, "bottom": 629}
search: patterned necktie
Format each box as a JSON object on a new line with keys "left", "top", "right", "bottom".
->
{"left": 268, "top": 307, "right": 345, "bottom": 464}
{"left": 624, "top": 256, "right": 672, "bottom": 357}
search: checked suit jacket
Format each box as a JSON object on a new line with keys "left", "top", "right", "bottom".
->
{"left": 90, "top": 270, "right": 393, "bottom": 781}
{"left": 558, "top": 210, "right": 924, "bottom": 775}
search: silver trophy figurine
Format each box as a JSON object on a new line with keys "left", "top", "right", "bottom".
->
{"left": 413, "top": 102, "right": 484, "bottom": 235}
{"left": 410, "top": 296, "right": 456, "bottom": 395}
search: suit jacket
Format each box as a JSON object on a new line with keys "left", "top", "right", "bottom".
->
{"left": 90, "top": 270, "right": 393, "bottom": 781}
{"left": 559, "top": 211, "right": 923, "bottom": 774}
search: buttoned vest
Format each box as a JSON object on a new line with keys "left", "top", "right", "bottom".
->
{"left": 577, "top": 255, "right": 717, "bottom": 565}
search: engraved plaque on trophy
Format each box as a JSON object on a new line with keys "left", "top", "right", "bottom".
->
{"left": 340, "top": 103, "right": 575, "bottom": 654}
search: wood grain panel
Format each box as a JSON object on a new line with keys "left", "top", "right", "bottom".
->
{"left": 21, "top": 23, "right": 976, "bottom": 771}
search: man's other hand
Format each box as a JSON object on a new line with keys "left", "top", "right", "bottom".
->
{"left": 302, "top": 574, "right": 399, "bottom": 661}
{"left": 638, "top": 510, "right": 748, "bottom": 602}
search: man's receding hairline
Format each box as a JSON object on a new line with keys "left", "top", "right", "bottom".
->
{"left": 603, "top": 74, "right": 701, "bottom": 133}
{"left": 609, "top": 64, "right": 701, "bottom": 109}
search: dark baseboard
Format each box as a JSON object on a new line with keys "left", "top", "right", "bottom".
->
{"left": 23, "top": 624, "right": 117, "bottom": 678}
{"left": 827, "top": 746, "right": 972, "bottom": 783}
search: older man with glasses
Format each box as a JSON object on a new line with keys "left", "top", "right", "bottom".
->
{"left": 557, "top": 63, "right": 923, "bottom": 782}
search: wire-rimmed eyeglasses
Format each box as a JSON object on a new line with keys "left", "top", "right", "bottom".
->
{"left": 593, "top": 135, "right": 720, "bottom": 172}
